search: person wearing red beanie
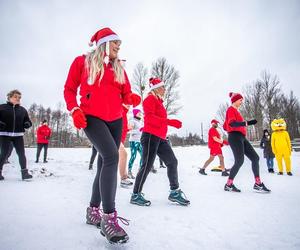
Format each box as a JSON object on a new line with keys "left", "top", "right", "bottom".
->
{"left": 35, "top": 119, "right": 51, "bottom": 163}
{"left": 199, "top": 119, "right": 229, "bottom": 176}
{"left": 130, "top": 78, "right": 190, "bottom": 206}
{"left": 223, "top": 92, "right": 270, "bottom": 193}
{"left": 64, "top": 28, "right": 141, "bottom": 244}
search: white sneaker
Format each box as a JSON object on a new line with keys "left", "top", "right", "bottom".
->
{"left": 120, "top": 178, "right": 133, "bottom": 188}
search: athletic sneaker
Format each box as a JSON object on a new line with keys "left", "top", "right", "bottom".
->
{"left": 278, "top": 172, "right": 283, "bottom": 175}
{"left": 100, "top": 211, "right": 129, "bottom": 244}
{"left": 221, "top": 171, "right": 229, "bottom": 176}
{"left": 287, "top": 172, "right": 293, "bottom": 176}
{"left": 224, "top": 183, "right": 241, "bottom": 192}
{"left": 86, "top": 207, "right": 102, "bottom": 228}
{"left": 168, "top": 189, "right": 190, "bottom": 206}
{"left": 199, "top": 168, "right": 207, "bottom": 175}
{"left": 127, "top": 170, "right": 135, "bottom": 179}
{"left": 120, "top": 178, "right": 133, "bottom": 188}
{"left": 253, "top": 182, "right": 271, "bottom": 193}
{"left": 268, "top": 168, "right": 274, "bottom": 173}
{"left": 130, "top": 193, "right": 151, "bottom": 206}
{"left": 0, "top": 171, "right": 4, "bottom": 181}
{"left": 21, "top": 169, "right": 33, "bottom": 180}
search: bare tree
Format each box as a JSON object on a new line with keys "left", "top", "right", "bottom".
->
{"left": 151, "top": 57, "right": 182, "bottom": 116}
{"left": 216, "top": 103, "right": 229, "bottom": 124}
{"left": 258, "top": 70, "right": 282, "bottom": 128}
{"left": 131, "top": 62, "right": 148, "bottom": 102}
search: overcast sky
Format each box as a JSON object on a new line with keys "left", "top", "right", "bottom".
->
{"left": 1, "top": 0, "right": 299, "bottom": 136}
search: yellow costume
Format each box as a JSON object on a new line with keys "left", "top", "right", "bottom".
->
{"left": 271, "top": 119, "right": 292, "bottom": 173}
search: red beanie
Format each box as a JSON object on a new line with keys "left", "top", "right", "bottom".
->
{"left": 211, "top": 119, "right": 219, "bottom": 124}
{"left": 229, "top": 92, "right": 243, "bottom": 103}
{"left": 149, "top": 78, "right": 165, "bottom": 90}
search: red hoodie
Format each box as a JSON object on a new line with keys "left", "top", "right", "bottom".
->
{"left": 208, "top": 127, "right": 222, "bottom": 149}
{"left": 143, "top": 93, "right": 168, "bottom": 139}
{"left": 224, "top": 106, "right": 247, "bottom": 136}
{"left": 121, "top": 105, "right": 129, "bottom": 143}
{"left": 37, "top": 125, "right": 52, "bottom": 144}
{"left": 64, "top": 55, "right": 133, "bottom": 122}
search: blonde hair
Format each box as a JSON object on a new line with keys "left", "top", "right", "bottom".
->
{"left": 85, "top": 43, "right": 125, "bottom": 85}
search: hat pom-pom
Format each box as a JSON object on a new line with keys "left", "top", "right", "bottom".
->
{"left": 229, "top": 92, "right": 234, "bottom": 97}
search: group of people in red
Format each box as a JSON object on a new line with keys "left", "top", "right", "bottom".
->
{"left": 199, "top": 92, "right": 271, "bottom": 193}
{"left": 63, "top": 27, "right": 190, "bottom": 244}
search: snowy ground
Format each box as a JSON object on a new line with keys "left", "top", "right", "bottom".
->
{"left": 0, "top": 146, "right": 299, "bottom": 250}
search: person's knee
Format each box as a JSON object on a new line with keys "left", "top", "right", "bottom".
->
{"left": 103, "top": 150, "right": 119, "bottom": 166}
{"left": 235, "top": 157, "right": 244, "bottom": 167}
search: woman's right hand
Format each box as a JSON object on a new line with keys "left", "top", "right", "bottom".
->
{"left": 72, "top": 109, "right": 87, "bottom": 129}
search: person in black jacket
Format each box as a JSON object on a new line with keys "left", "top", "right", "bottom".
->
{"left": 260, "top": 129, "right": 275, "bottom": 173}
{"left": 0, "top": 89, "right": 33, "bottom": 181}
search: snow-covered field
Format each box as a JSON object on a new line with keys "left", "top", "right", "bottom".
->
{"left": 0, "top": 146, "right": 299, "bottom": 250}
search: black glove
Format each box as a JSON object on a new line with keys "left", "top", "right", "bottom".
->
{"left": 0, "top": 121, "right": 6, "bottom": 130}
{"left": 247, "top": 119, "right": 257, "bottom": 125}
{"left": 24, "top": 121, "right": 32, "bottom": 129}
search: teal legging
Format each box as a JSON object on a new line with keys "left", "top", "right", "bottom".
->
{"left": 128, "top": 141, "right": 143, "bottom": 171}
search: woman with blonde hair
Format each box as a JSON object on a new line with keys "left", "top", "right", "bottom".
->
{"left": 64, "top": 27, "right": 140, "bottom": 244}
{"left": 130, "top": 78, "right": 190, "bottom": 206}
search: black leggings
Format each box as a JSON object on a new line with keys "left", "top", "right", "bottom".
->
{"left": 89, "top": 146, "right": 97, "bottom": 166}
{"left": 0, "top": 136, "right": 27, "bottom": 171}
{"left": 84, "top": 116, "right": 122, "bottom": 214}
{"left": 133, "top": 132, "right": 179, "bottom": 194}
{"left": 36, "top": 143, "right": 48, "bottom": 162}
{"left": 228, "top": 132, "right": 260, "bottom": 180}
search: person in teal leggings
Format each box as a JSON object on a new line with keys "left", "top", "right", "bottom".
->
{"left": 128, "top": 108, "right": 143, "bottom": 179}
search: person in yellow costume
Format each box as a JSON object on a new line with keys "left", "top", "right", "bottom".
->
{"left": 271, "top": 118, "right": 292, "bottom": 176}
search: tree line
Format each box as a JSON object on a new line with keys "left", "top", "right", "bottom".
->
{"left": 217, "top": 71, "right": 300, "bottom": 140}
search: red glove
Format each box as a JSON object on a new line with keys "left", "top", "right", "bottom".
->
{"left": 167, "top": 119, "right": 182, "bottom": 129}
{"left": 223, "top": 140, "right": 229, "bottom": 146}
{"left": 72, "top": 109, "right": 87, "bottom": 129}
{"left": 129, "top": 93, "right": 141, "bottom": 107}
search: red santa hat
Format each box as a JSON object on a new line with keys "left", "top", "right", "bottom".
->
{"left": 211, "top": 119, "right": 219, "bottom": 124}
{"left": 89, "top": 28, "right": 121, "bottom": 64}
{"left": 149, "top": 77, "right": 165, "bottom": 90}
{"left": 229, "top": 92, "right": 243, "bottom": 103}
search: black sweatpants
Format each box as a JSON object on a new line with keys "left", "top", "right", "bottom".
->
{"left": 228, "top": 131, "right": 260, "bottom": 180}
{"left": 84, "top": 116, "right": 122, "bottom": 214}
{"left": 0, "top": 136, "right": 27, "bottom": 171}
{"left": 89, "top": 146, "right": 97, "bottom": 166}
{"left": 133, "top": 132, "right": 179, "bottom": 194}
{"left": 36, "top": 143, "right": 48, "bottom": 162}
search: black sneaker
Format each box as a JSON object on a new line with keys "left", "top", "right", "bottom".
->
{"left": 21, "top": 169, "right": 33, "bottom": 180}
{"left": 287, "top": 172, "right": 293, "bottom": 176}
{"left": 199, "top": 168, "right": 207, "bottom": 175}
{"left": 43, "top": 160, "right": 48, "bottom": 163}
{"left": 253, "top": 182, "right": 271, "bottom": 193}
{"left": 35, "top": 160, "right": 39, "bottom": 163}
{"left": 268, "top": 169, "right": 274, "bottom": 173}
{"left": 224, "top": 183, "right": 241, "bottom": 192}
{"left": 221, "top": 171, "right": 229, "bottom": 176}
{"left": 0, "top": 171, "right": 4, "bottom": 181}
{"left": 278, "top": 172, "right": 283, "bottom": 175}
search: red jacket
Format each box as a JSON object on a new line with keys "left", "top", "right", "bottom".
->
{"left": 37, "top": 125, "right": 51, "bottom": 144}
{"left": 64, "top": 55, "right": 133, "bottom": 122}
{"left": 208, "top": 127, "right": 222, "bottom": 149}
{"left": 224, "top": 106, "right": 246, "bottom": 136}
{"left": 121, "top": 105, "right": 129, "bottom": 143}
{"left": 143, "top": 93, "right": 168, "bottom": 139}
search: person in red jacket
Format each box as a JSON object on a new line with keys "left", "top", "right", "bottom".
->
{"left": 199, "top": 119, "right": 229, "bottom": 176}
{"left": 64, "top": 27, "right": 140, "bottom": 244}
{"left": 118, "top": 104, "right": 133, "bottom": 188}
{"left": 130, "top": 78, "right": 190, "bottom": 206}
{"left": 35, "top": 119, "right": 51, "bottom": 163}
{"left": 223, "top": 92, "right": 270, "bottom": 193}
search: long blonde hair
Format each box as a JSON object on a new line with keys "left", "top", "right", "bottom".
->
{"left": 85, "top": 43, "right": 125, "bottom": 85}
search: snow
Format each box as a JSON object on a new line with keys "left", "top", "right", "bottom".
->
{"left": 1, "top": 146, "right": 300, "bottom": 250}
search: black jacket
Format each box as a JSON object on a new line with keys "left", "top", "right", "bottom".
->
{"left": 260, "top": 137, "right": 275, "bottom": 158}
{"left": 0, "top": 102, "right": 32, "bottom": 133}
